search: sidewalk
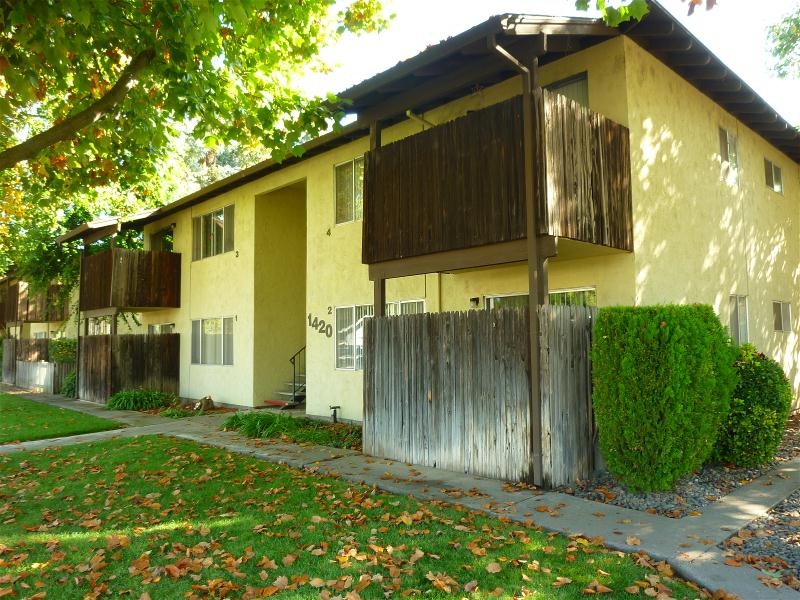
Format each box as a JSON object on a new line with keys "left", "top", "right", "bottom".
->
{"left": 3, "top": 386, "right": 798, "bottom": 599}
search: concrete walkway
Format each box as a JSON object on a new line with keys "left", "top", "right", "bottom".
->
{"left": 2, "top": 386, "right": 798, "bottom": 599}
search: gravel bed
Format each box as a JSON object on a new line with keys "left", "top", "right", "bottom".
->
{"left": 557, "top": 413, "right": 800, "bottom": 588}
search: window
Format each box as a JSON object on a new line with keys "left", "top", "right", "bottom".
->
{"left": 546, "top": 73, "right": 589, "bottom": 107}
{"left": 729, "top": 295, "right": 748, "bottom": 344}
{"left": 549, "top": 288, "right": 597, "bottom": 307}
{"left": 386, "top": 300, "right": 425, "bottom": 316}
{"left": 486, "top": 293, "right": 529, "bottom": 310}
{"left": 486, "top": 288, "right": 597, "bottom": 310}
{"left": 191, "top": 317, "right": 233, "bottom": 365}
{"left": 719, "top": 127, "right": 738, "bottom": 184}
{"left": 773, "top": 301, "right": 792, "bottom": 332}
{"left": 33, "top": 331, "right": 47, "bottom": 339}
{"left": 335, "top": 157, "right": 364, "bottom": 224}
{"left": 192, "top": 205, "right": 234, "bottom": 260}
{"left": 148, "top": 323, "right": 175, "bottom": 334}
{"left": 764, "top": 159, "right": 783, "bottom": 193}
{"left": 335, "top": 304, "right": 373, "bottom": 370}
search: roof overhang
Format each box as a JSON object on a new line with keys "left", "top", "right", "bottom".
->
{"left": 56, "top": 209, "right": 158, "bottom": 245}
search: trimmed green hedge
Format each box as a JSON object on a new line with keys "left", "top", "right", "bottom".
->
{"left": 714, "top": 344, "right": 792, "bottom": 467}
{"left": 592, "top": 305, "right": 738, "bottom": 491}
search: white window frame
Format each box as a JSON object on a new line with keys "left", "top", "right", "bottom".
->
{"left": 719, "top": 127, "right": 738, "bottom": 185}
{"left": 729, "top": 295, "right": 749, "bottom": 344}
{"left": 191, "top": 316, "right": 233, "bottom": 365}
{"left": 192, "top": 204, "right": 234, "bottom": 261}
{"left": 773, "top": 301, "right": 792, "bottom": 333}
{"left": 485, "top": 287, "right": 597, "bottom": 309}
{"left": 764, "top": 158, "right": 783, "bottom": 194}
{"left": 386, "top": 299, "right": 425, "bottom": 316}
{"left": 335, "top": 304, "right": 373, "bottom": 371}
{"left": 334, "top": 157, "right": 364, "bottom": 225}
{"left": 148, "top": 323, "right": 175, "bottom": 335}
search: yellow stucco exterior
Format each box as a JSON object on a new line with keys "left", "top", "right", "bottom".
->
{"left": 138, "top": 33, "right": 799, "bottom": 415}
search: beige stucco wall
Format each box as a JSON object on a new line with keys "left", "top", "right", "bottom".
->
{"left": 622, "top": 37, "right": 800, "bottom": 402}
{"left": 253, "top": 182, "right": 307, "bottom": 403}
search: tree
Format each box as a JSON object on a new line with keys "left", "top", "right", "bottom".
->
{"left": 769, "top": 6, "right": 800, "bottom": 79}
{"left": 574, "top": 0, "right": 716, "bottom": 26}
{"left": 0, "top": 0, "right": 385, "bottom": 216}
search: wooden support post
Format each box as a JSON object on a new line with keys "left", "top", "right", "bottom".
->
{"left": 374, "top": 278, "right": 386, "bottom": 317}
{"left": 489, "top": 34, "right": 545, "bottom": 485}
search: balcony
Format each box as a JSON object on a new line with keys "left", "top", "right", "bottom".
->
{"left": 79, "top": 248, "right": 181, "bottom": 312}
{"left": 0, "top": 280, "right": 68, "bottom": 325}
{"left": 362, "top": 91, "right": 632, "bottom": 266}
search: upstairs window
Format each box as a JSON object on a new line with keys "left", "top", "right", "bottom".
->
{"left": 335, "top": 157, "right": 364, "bottom": 224}
{"left": 764, "top": 159, "right": 783, "bottom": 193}
{"left": 719, "top": 127, "right": 738, "bottom": 185}
{"left": 729, "top": 295, "right": 748, "bottom": 344}
{"left": 546, "top": 73, "right": 589, "bottom": 107}
{"left": 773, "top": 301, "right": 791, "bottom": 332}
{"left": 192, "top": 205, "right": 234, "bottom": 261}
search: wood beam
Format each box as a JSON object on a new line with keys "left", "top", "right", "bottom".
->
{"left": 702, "top": 79, "right": 743, "bottom": 93}
{"left": 680, "top": 66, "right": 728, "bottom": 80}
{"left": 667, "top": 53, "right": 712, "bottom": 67}
{"left": 368, "top": 240, "right": 528, "bottom": 281}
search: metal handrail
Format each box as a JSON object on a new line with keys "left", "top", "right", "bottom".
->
{"left": 289, "top": 346, "right": 306, "bottom": 403}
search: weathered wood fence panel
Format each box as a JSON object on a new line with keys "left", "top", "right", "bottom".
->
{"left": 2, "top": 338, "right": 16, "bottom": 384}
{"left": 540, "top": 305, "right": 597, "bottom": 487}
{"left": 17, "top": 339, "right": 49, "bottom": 362}
{"left": 365, "top": 306, "right": 597, "bottom": 487}
{"left": 79, "top": 336, "right": 112, "bottom": 403}
{"left": 111, "top": 334, "right": 180, "bottom": 394}
{"left": 79, "top": 334, "right": 179, "bottom": 403}
{"left": 15, "top": 361, "right": 52, "bottom": 393}
{"left": 364, "top": 309, "right": 533, "bottom": 482}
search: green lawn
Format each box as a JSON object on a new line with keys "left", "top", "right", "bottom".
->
{"left": 0, "top": 394, "right": 119, "bottom": 444}
{"left": 0, "top": 436, "right": 705, "bottom": 599}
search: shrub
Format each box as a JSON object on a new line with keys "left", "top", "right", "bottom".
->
{"left": 107, "top": 389, "right": 177, "bottom": 411}
{"left": 159, "top": 407, "right": 203, "bottom": 419}
{"left": 61, "top": 371, "right": 77, "bottom": 398}
{"left": 49, "top": 338, "right": 77, "bottom": 364}
{"left": 592, "top": 305, "right": 738, "bottom": 491}
{"left": 714, "top": 344, "right": 792, "bottom": 467}
{"left": 223, "top": 412, "right": 362, "bottom": 450}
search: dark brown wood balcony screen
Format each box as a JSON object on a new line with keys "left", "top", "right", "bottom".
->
{"left": 18, "top": 284, "right": 69, "bottom": 322}
{"left": 362, "top": 93, "right": 633, "bottom": 265}
{"left": 80, "top": 248, "right": 181, "bottom": 312}
{"left": 363, "top": 96, "right": 526, "bottom": 264}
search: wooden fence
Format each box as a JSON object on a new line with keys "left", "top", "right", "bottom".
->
{"left": 15, "top": 361, "right": 74, "bottom": 394}
{"left": 539, "top": 305, "right": 597, "bottom": 487}
{"left": 2, "top": 338, "right": 73, "bottom": 393}
{"left": 363, "top": 306, "right": 596, "bottom": 487}
{"left": 2, "top": 338, "right": 16, "bottom": 384}
{"left": 79, "top": 333, "right": 179, "bottom": 403}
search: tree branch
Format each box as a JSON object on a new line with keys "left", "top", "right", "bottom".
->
{"left": 0, "top": 48, "right": 156, "bottom": 171}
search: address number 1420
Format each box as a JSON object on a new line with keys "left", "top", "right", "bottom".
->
{"left": 308, "top": 314, "right": 333, "bottom": 338}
